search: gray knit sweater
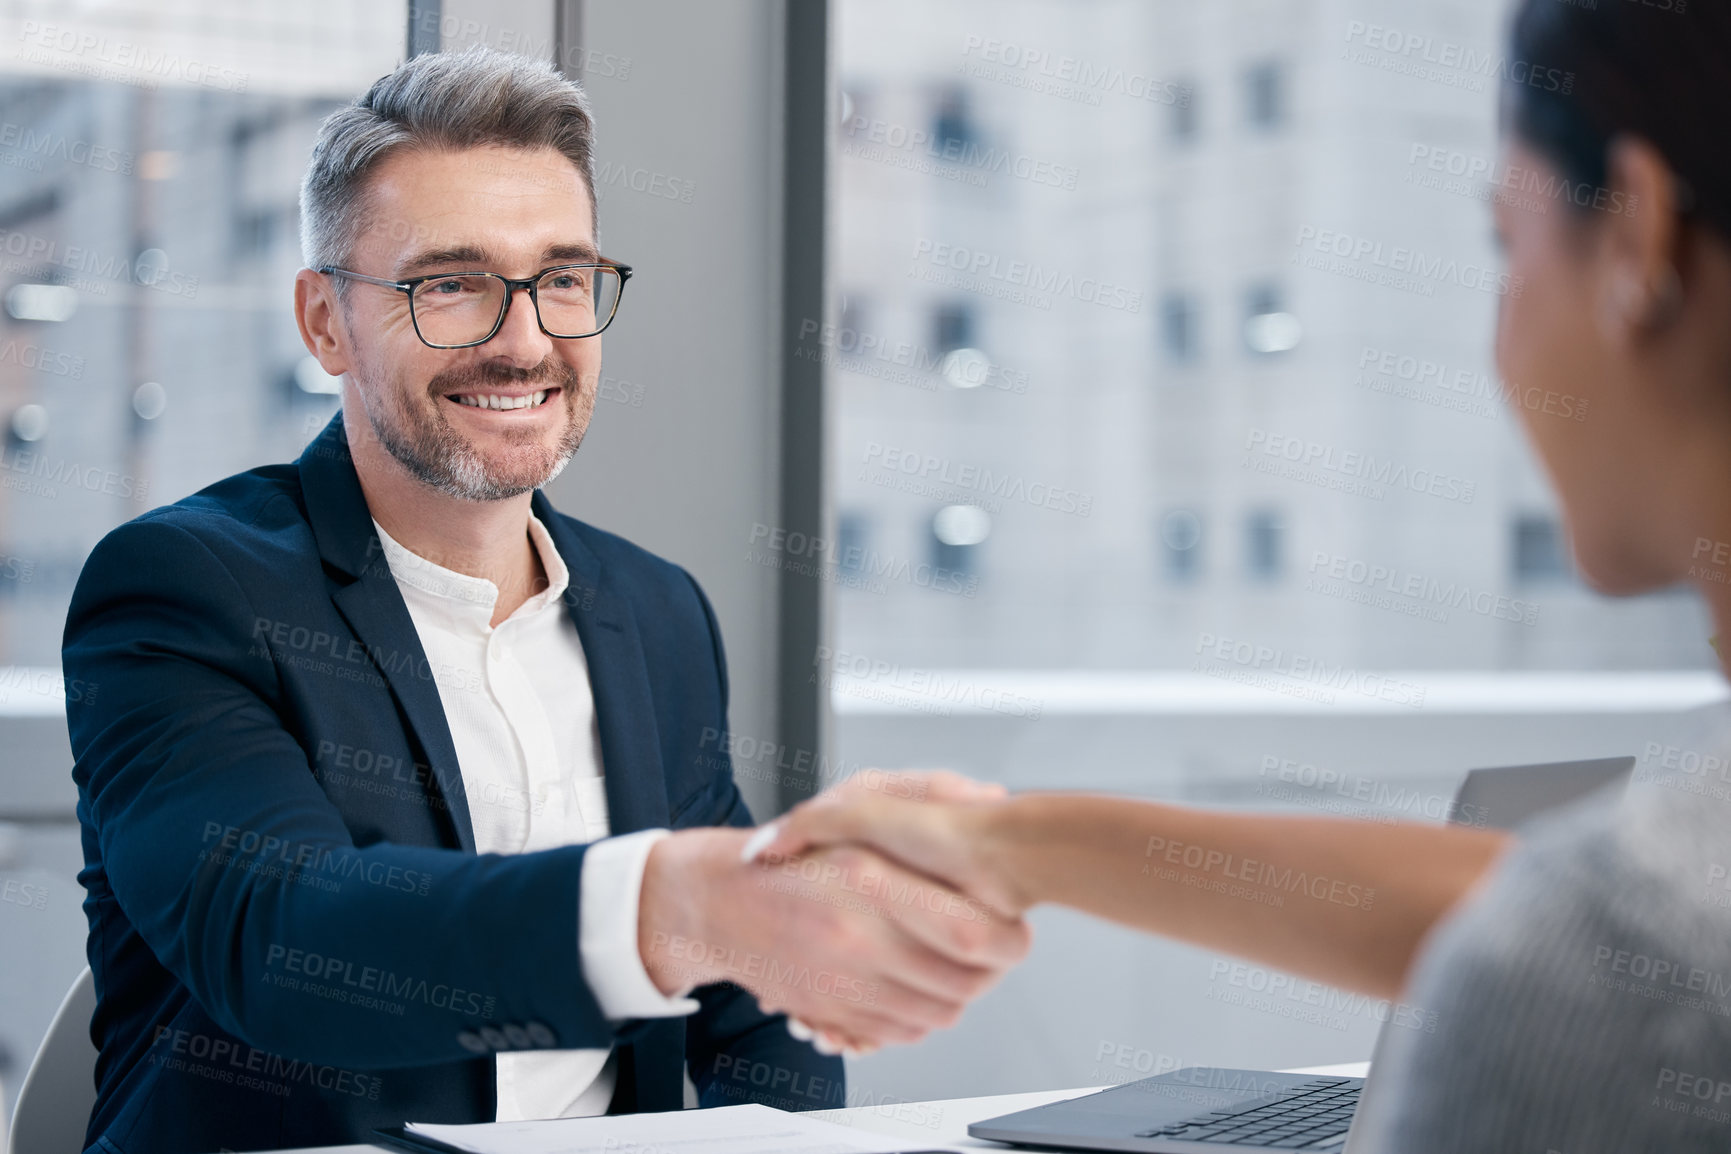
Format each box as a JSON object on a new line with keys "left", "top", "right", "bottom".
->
{"left": 1349, "top": 753, "right": 1731, "bottom": 1152}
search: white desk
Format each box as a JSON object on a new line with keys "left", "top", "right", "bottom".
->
{"left": 812, "top": 1085, "right": 1104, "bottom": 1147}
{"left": 246, "top": 1091, "right": 1095, "bottom": 1154}
{"left": 245, "top": 1065, "right": 1372, "bottom": 1153}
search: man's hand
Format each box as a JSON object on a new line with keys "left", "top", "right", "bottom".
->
{"left": 638, "top": 819, "right": 1030, "bottom": 1055}
{"left": 748, "top": 770, "right": 1032, "bottom": 918}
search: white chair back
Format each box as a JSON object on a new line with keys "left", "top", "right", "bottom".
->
{"left": 7, "top": 967, "right": 97, "bottom": 1154}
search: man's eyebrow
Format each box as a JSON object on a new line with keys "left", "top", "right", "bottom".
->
{"left": 544, "top": 242, "right": 601, "bottom": 264}
{"left": 395, "top": 242, "right": 602, "bottom": 277}
{"left": 397, "top": 246, "right": 491, "bottom": 276}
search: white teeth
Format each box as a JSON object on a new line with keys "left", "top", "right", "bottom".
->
{"left": 454, "top": 390, "right": 549, "bottom": 410}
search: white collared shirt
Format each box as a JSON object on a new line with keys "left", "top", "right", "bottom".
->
{"left": 372, "top": 513, "right": 697, "bottom": 1122}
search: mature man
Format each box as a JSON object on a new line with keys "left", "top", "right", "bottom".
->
{"left": 63, "top": 46, "right": 1026, "bottom": 1153}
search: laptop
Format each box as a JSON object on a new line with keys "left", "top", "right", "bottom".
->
{"left": 967, "top": 755, "right": 1636, "bottom": 1153}
{"left": 1451, "top": 756, "right": 1633, "bottom": 831}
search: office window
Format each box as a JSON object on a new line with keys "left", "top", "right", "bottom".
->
{"left": 1245, "top": 60, "right": 1285, "bottom": 130}
{"left": 0, "top": 0, "right": 406, "bottom": 1120}
{"left": 1513, "top": 514, "right": 1571, "bottom": 584}
{"left": 828, "top": 0, "right": 1716, "bottom": 1109}
{"left": 832, "top": 0, "right": 1705, "bottom": 672}
{"left": 0, "top": 11, "right": 402, "bottom": 669}
{"left": 1170, "top": 80, "right": 1199, "bottom": 142}
{"left": 1161, "top": 508, "right": 1204, "bottom": 582}
{"left": 1244, "top": 508, "right": 1284, "bottom": 581}
{"left": 1161, "top": 292, "right": 1200, "bottom": 364}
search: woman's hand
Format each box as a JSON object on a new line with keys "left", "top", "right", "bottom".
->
{"left": 746, "top": 769, "right": 1031, "bottom": 918}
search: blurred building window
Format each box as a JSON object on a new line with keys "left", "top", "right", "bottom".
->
{"left": 1245, "top": 60, "right": 1285, "bottom": 130}
{"left": 1513, "top": 514, "right": 1571, "bottom": 584}
{"left": 1171, "top": 80, "right": 1199, "bottom": 142}
{"left": 837, "top": 510, "right": 870, "bottom": 576}
{"left": 1243, "top": 283, "right": 1300, "bottom": 355}
{"left": 933, "top": 85, "right": 977, "bottom": 155}
{"left": 1245, "top": 508, "right": 1284, "bottom": 581}
{"left": 931, "top": 504, "right": 989, "bottom": 579}
{"left": 932, "top": 301, "right": 976, "bottom": 355}
{"left": 1161, "top": 508, "right": 1204, "bottom": 582}
{"left": 1161, "top": 292, "right": 1200, "bottom": 364}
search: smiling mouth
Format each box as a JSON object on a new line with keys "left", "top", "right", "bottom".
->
{"left": 445, "top": 388, "right": 559, "bottom": 411}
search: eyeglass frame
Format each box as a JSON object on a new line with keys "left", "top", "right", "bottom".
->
{"left": 315, "top": 261, "right": 633, "bottom": 349}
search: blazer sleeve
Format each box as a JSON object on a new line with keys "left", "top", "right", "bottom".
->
{"left": 672, "top": 569, "right": 847, "bottom": 1110}
{"left": 65, "top": 516, "right": 619, "bottom": 1068}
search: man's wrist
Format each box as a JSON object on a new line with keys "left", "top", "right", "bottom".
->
{"left": 581, "top": 830, "right": 702, "bottom": 1019}
{"left": 637, "top": 827, "right": 749, "bottom": 996}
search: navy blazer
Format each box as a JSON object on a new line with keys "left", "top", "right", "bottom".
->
{"left": 62, "top": 411, "right": 841, "bottom": 1154}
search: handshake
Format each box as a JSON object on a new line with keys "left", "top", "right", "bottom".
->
{"left": 637, "top": 771, "right": 1030, "bottom": 1057}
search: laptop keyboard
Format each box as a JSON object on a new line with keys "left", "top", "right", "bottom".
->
{"left": 1134, "top": 1077, "right": 1359, "bottom": 1148}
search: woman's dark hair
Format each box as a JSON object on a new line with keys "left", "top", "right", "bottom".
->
{"left": 1507, "top": 0, "right": 1731, "bottom": 238}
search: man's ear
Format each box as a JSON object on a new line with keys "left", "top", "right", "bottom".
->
{"left": 294, "top": 267, "right": 353, "bottom": 378}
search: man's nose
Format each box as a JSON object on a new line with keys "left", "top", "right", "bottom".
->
{"left": 484, "top": 284, "right": 555, "bottom": 365}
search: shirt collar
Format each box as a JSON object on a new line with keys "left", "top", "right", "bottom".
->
{"left": 370, "top": 513, "right": 570, "bottom": 625}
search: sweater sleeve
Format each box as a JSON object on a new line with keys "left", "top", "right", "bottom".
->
{"left": 1349, "top": 768, "right": 1731, "bottom": 1153}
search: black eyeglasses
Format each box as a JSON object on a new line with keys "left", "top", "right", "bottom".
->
{"left": 317, "top": 261, "right": 632, "bottom": 349}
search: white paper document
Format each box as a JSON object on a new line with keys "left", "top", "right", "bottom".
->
{"left": 403, "top": 1102, "right": 944, "bottom": 1154}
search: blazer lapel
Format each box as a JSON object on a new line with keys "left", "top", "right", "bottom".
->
{"left": 296, "top": 412, "right": 477, "bottom": 853}
{"left": 531, "top": 489, "right": 671, "bottom": 837}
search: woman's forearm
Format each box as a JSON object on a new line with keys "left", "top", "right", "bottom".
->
{"left": 981, "top": 792, "right": 1512, "bottom": 998}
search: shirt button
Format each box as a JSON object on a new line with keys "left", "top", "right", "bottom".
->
{"left": 502, "top": 1023, "right": 532, "bottom": 1049}
{"left": 525, "top": 1021, "right": 557, "bottom": 1048}
{"left": 457, "top": 1031, "right": 488, "bottom": 1054}
{"left": 479, "top": 1025, "right": 510, "bottom": 1051}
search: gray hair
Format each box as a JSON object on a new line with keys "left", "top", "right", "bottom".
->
{"left": 299, "top": 45, "right": 598, "bottom": 282}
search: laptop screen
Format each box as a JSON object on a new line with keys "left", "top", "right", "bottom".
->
{"left": 1449, "top": 756, "right": 1634, "bottom": 831}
